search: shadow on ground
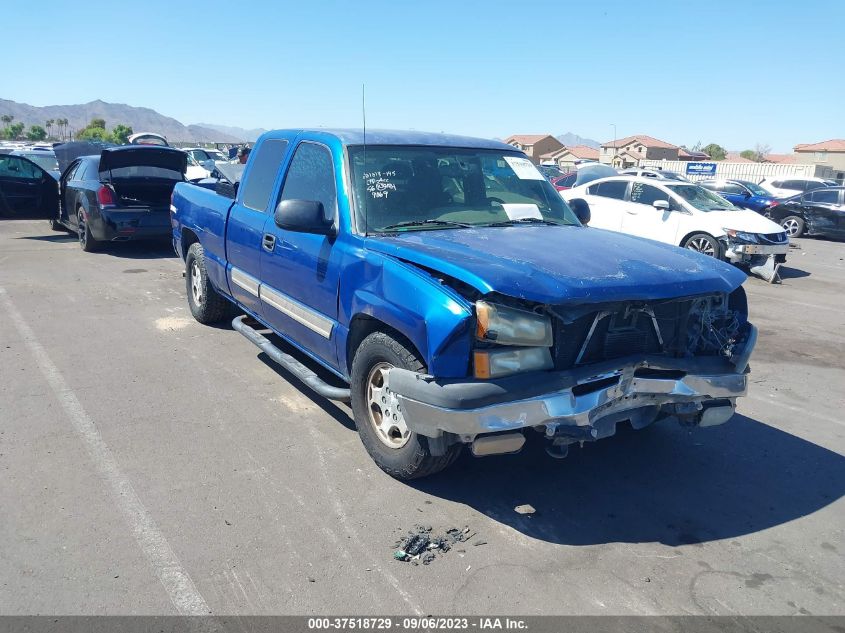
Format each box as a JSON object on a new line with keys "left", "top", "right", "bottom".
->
{"left": 411, "top": 414, "right": 845, "bottom": 546}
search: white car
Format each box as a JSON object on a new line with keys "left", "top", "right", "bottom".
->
{"left": 562, "top": 176, "right": 789, "bottom": 266}
{"left": 182, "top": 147, "right": 228, "bottom": 164}
{"left": 183, "top": 153, "right": 211, "bottom": 181}
{"left": 619, "top": 168, "right": 689, "bottom": 182}
{"left": 758, "top": 176, "right": 834, "bottom": 198}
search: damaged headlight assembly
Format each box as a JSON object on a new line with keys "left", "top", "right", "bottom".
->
{"left": 473, "top": 301, "right": 553, "bottom": 379}
{"left": 723, "top": 229, "right": 759, "bottom": 244}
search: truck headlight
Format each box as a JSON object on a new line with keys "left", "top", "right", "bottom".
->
{"left": 474, "top": 347, "right": 553, "bottom": 379}
{"left": 476, "top": 301, "right": 553, "bottom": 347}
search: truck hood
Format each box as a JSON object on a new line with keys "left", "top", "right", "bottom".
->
{"left": 704, "top": 209, "right": 785, "bottom": 234}
{"left": 366, "top": 225, "right": 747, "bottom": 305}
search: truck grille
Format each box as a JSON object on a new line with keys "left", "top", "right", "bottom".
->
{"left": 551, "top": 299, "right": 696, "bottom": 369}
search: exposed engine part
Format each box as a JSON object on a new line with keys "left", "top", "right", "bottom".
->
{"left": 686, "top": 295, "right": 743, "bottom": 358}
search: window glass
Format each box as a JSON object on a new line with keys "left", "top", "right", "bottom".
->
{"left": 64, "top": 162, "right": 81, "bottom": 181}
{"left": 348, "top": 146, "right": 578, "bottom": 233}
{"left": 810, "top": 189, "right": 839, "bottom": 204}
{"left": 279, "top": 142, "right": 337, "bottom": 221}
{"left": 770, "top": 180, "right": 783, "bottom": 188}
{"left": 630, "top": 182, "right": 667, "bottom": 206}
{"left": 699, "top": 182, "right": 718, "bottom": 191}
{"left": 665, "top": 184, "right": 738, "bottom": 212}
{"left": 240, "top": 139, "right": 289, "bottom": 212}
{"left": 0, "top": 156, "right": 40, "bottom": 180}
{"left": 721, "top": 182, "right": 745, "bottom": 195}
{"left": 591, "top": 180, "right": 627, "bottom": 199}
{"left": 805, "top": 181, "right": 825, "bottom": 191}
{"left": 783, "top": 180, "right": 805, "bottom": 189}
{"left": 743, "top": 182, "right": 769, "bottom": 196}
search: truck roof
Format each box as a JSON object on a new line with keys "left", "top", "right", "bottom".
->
{"left": 260, "top": 129, "right": 515, "bottom": 151}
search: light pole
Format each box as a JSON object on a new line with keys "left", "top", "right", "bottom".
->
{"left": 611, "top": 124, "right": 617, "bottom": 167}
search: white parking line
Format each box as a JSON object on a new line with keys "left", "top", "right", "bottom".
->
{"left": 0, "top": 287, "right": 212, "bottom": 616}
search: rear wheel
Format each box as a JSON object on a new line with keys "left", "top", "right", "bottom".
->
{"left": 350, "top": 331, "right": 461, "bottom": 479}
{"left": 780, "top": 215, "right": 805, "bottom": 238}
{"left": 682, "top": 233, "right": 721, "bottom": 258}
{"left": 185, "top": 242, "right": 234, "bottom": 324}
{"left": 77, "top": 207, "right": 99, "bottom": 252}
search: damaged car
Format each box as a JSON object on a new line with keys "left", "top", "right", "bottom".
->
{"left": 171, "top": 130, "right": 758, "bottom": 479}
{"left": 767, "top": 187, "right": 845, "bottom": 239}
{"left": 562, "top": 176, "right": 789, "bottom": 281}
{"left": 52, "top": 145, "right": 187, "bottom": 251}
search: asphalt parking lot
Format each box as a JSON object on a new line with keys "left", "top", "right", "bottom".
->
{"left": 0, "top": 218, "right": 842, "bottom": 617}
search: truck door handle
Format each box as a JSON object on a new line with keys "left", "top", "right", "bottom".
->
{"left": 262, "top": 233, "right": 276, "bottom": 252}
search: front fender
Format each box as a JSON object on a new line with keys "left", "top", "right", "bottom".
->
{"left": 339, "top": 251, "right": 474, "bottom": 378}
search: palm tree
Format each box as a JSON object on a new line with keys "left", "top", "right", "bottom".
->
{"left": 46, "top": 119, "right": 54, "bottom": 139}
{"left": 1, "top": 114, "right": 12, "bottom": 126}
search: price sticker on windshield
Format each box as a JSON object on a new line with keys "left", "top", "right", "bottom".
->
{"left": 502, "top": 203, "right": 542, "bottom": 220}
{"left": 503, "top": 156, "right": 545, "bottom": 180}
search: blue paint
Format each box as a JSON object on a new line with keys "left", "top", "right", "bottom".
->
{"left": 172, "top": 129, "right": 748, "bottom": 382}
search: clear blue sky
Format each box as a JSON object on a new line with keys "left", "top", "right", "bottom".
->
{"left": 5, "top": 0, "right": 844, "bottom": 151}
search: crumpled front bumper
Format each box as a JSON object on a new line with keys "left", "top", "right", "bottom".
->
{"left": 389, "top": 326, "right": 756, "bottom": 441}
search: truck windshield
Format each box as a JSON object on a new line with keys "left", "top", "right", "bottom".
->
{"left": 348, "top": 146, "right": 579, "bottom": 233}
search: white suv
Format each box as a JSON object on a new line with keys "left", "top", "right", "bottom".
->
{"left": 562, "top": 176, "right": 788, "bottom": 266}
{"left": 758, "top": 177, "right": 833, "bottom": 198}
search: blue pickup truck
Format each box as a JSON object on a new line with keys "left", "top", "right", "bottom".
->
{"left": 171, "top": 129, "right": 757, "bottom": 479}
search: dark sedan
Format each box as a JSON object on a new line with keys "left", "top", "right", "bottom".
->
{"left": 768, "top": 187, "right": 845, "bottom": 239}
{"left": 52, "top": 145, "right": 187, "bottom": 251}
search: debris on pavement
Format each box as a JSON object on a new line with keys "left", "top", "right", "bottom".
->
{"left": 514, "top": 504, "right": 536, "bottom": 515}
{"left": 393, "top": 524, "right": 476, "bottom": 566}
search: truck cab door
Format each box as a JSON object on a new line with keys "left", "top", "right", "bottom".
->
{"left": 225, "top": 138, "right": 290, "bottom": 315}
{"left": 259, "top": 141, "right": 342, "bottom": 369}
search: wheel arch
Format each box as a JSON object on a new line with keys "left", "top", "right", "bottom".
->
{"left": 345, "top": 314, "right": 426, "bottom": 378}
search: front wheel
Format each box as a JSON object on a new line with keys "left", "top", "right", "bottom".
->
{"left": 185, "top": 242, "right": 234, "bottom": 324}
{"left": 682, "top": 233, "right": 721, "bottom": 259}
{"left": 48, "top": 216, "right": 66, "bottom": 232}
{"left": 350, "top": 331, "right": 461, "bottom": 479}
{"left": 780, "top": 215, "right": 805, "bottom": 238}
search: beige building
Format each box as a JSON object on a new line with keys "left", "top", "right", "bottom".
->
{"left": 504, "top": 134, "right": 564, "bottom": 165}
{"left": 794, "top": 140, "right": 845, "bottom": 177}
{"left": 539, "top": 145, "right": 600, "bottom": 170}
{"left": 599, "top": 134, "right": 679, "bottom": 168}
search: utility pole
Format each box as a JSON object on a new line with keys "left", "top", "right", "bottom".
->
{"left": 611, "top": 124, "right": 617, "bottom": 167}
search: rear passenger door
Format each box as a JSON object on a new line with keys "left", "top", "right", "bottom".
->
{"left": 582, "top": 179, "right": 629, "bottom": 230}
{"left": 225, "top": 138, "right": 290, "bottom": 316}
{"left": 259, "top": 141, "right": 342, "bottom": 368}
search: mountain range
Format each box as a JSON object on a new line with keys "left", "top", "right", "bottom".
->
{"left": 1, "top": 98, "right": 604, "bottom": 148}
{"left": 555, "top": 132, "right": 601, "bottom": 148}
{"left": 0, "top": 99, "right": 243, "bottom": 144}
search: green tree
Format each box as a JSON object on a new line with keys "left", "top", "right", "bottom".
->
{"left": 89, "top": 118, "right": 106, "bottom": 129}
{"left": 702, "top": 143, "right": 727, "bottom": 160}
{"left": 8, "top": 122, "right": 25, "bottom": 140}
{"left": 78, "top": 126, "right": 113, "bottom": 142}
{"left": 1, "top": 115, "right": 12, "bottom": 126}
{"left": 26, "top": 125, "right": 48, "bottom": 141}
{"left": 111, "top": 123, "right": 133, "bottom": 145}
{"left": 740, "top": 149, "right": 755, "bottom": 160}
{"left": 753, "top": 143, "right": 772, "bottom": 162}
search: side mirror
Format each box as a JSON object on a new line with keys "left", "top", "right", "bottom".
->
{"left": 653, "top": 200, "right": 670, "bottom": 211}
{"left": 274, "top": 199, "right": 333, "bottom": 235}
{"left": 569, "top": 198, "right": 591, "bottom": 225}
{"left": 743, "top": 191, "right": 752, "bottom": 198}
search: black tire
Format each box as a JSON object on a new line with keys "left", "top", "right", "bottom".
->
{"left": 77, "top": 207, "right": 99, "bottom": 252}
{"left": 185, "top": 242, "right": 234, "bottom": 324}
{"left": 780, "top": 215, "right": 805, "bottom": 238}
{"left": 682, "top": 232, "right": 721, "bottom": 259}
{"left": 350, "top": 331, "right": 462, "bottom": 479}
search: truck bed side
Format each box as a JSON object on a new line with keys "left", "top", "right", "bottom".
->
{"left": 171, "top": 181, "right": 235, "bottom": 299}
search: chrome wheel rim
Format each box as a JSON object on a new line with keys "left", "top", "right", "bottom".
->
{"left": 782, "top": 218, "right": 800, "bottom": 237}
{"left": 687, "top": 237, "right": 716, "bottom": 257}
{"left": 77, "top": 210, "right": 86, "bottom": 247}
{"left": 190, "top": 260, "right": 203, "bottom": 305}
{"left": 366, "top": 362, "right": 410, "bottom": 449}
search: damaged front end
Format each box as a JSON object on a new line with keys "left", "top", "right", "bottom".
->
{"left": 388, "top": 287, "right": 756, "bottom": 459}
